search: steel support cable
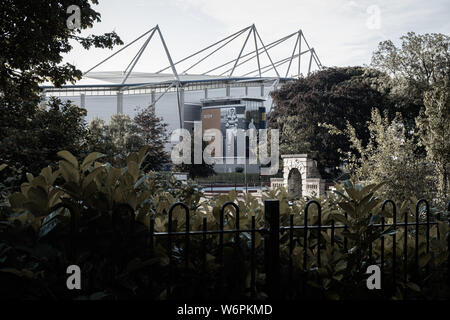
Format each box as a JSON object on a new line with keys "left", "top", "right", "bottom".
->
{"left": 252, "top": 26, "right": 262, "bottom": 77}
{"left": 156, "top": 26, "right": 180, "bottom": 82}
{"left": 254, "top": 28, "right": 280, "bottom": 78}
{"left": 212, "top": 32, "right": 297, "bottom": 76}
{"left": 241, "top": 49, "right": 311, "bottom": 77}
{"left": 156, "top": 25, "right": 253, "bottom": 74}
{"left": 285, "top": 33, "right": 300, "bottom": 78}
{"left": 84, "top": 26, "right": 156, "bottom": 76}
{"left": 123, "top": 35, "right": 152, "bottom": 76}
{"left": 301, "top": 32, "right": 322, "bottom": 68}
{"left": 229, "top": 28, "right": 255, "bottom": 77}
{"left": 121, "top": 28, "right": 156, "bottom": 85}
{"left": 181, "top": 28, "right": 249, "bottom": 75}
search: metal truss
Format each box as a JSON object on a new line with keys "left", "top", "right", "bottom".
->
{"left": 78, "top": 25, "right": 324, "bottom": 128}
{"left": 83, "top": 24, "right": 323, "bottom": 84}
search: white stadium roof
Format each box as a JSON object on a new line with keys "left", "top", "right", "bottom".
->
{"left": 42, "top": 25, "right": 322, "bottom": 92}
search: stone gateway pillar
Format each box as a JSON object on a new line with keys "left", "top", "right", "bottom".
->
{"left": 281, "top": 154, "right": 325, "bottom": 198}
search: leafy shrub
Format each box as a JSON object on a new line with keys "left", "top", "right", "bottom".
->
{"left": 0, "top": 150, "right": 448, "bottom": 300}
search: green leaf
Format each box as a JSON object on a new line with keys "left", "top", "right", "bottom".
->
{"left": 338, "top": 202, "right": 355, "bottom": 216}
{"left": 406, "top": 282, "right": 421, "bottom": 292}
{"left": 329, "top": 213, "right": 348, "bottom": 224}
{"left": 380, "top": 226, "right": 398, "bottom": 237}
{"left": 27, "top": 186, "right": 48, "bottom": 208}
{"left": 127, "top": 161, "right": 139, "bottom": 182}
{"left": 418, "top": 253, "right": 432, "bottom": 268}
{"left": 82, "top": 166, "right": 104, "bottom": 190}
{"left": 26, "top": 173, "right": 34, "bottom": 183}
{"left": 212, "top": 206, "right": 221, "bottom": 224}
{"left": 39, "top": 217, "right": 62, "bottom": 238}
{"left": 89, "top": 292, "right": 110, "bottom": 301}
{"left": 0, "top": 268, "right": 35, "bottom": 279}
{"left": 345, "top": 187, "right": 361, "bottom": 202}
{"left": 254, "top": 231, "right": 262, "bottom": 248}
{"left": 0, "top": 164, "right": 7, "bottom": 172}
{"left": 40, "top": 167, "right": 53, "bottom": 184}
{"left": 57, "top": 151, "right": 79, "bottom": 169}
{"left": 59, "top": 160, "right": 80, "bottom": 184}
{"left": 335, "top": 260, "right": 347, "bottom": 273}
{"left": 333, "top": 190, "right": 350, "bottom": 201}
{"left": 138, "top": 146, "right": 149, "bottom": 165}
{"left": 106, "top": 167, "right": 122, "bottom": 187}
{"left": 9, "top": 193, "right": 27, "bottom": 210}
{"left": 126, "top": 153, "right": 139, "bottom": 168}
{"left": 81, "top": 152, "right": 105, "bottom": 172}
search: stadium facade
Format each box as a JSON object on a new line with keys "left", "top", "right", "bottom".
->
{"left": 41, "top": 25, "right": 322, "bottom": 173}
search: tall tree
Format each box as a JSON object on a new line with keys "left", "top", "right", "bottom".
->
{"left": 372, "top": 32, "right": 450, "bottom": 203}
{"left": 323, "top": 109, "right": 435, "bottom": 202}
{"left": 86, "top": 108, "right": 170, "bottom": 171}
{"left": 0, "top": 0, "right": 122, "bottom": 181}
{"left": 1, "top": 98, "right": 88, "bottom": 187}
{"left": 0, "top": 0, "right": 122, "bottom": 102}
{"left": 371, "top": 32, "right": 450, "bottom": 123}
{"left": 269, "top": 67, "right": 395, "bottom": 178}
{"left": 416, "top": 81, "right": 450, "bottom": 203}
{"left": 134, "top": 107, "right": 169, "bottom": 171}
{"left": 173, "top": 135, "right": 216, "bottom": 179}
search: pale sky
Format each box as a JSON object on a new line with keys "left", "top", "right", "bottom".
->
{"left": 64, "top": 0, "right": 450, "bottom": 77}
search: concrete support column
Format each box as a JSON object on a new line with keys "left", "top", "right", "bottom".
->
{"left": 179, "top": 88, "right": 185, "bottom": 129}
{"left": 261, "top": 84, "right": 265, "bottom": 97}
{"left": 80, "top": 94, "right": 86, "bottom": 109}
{"left": 204, "top": 88, "right": 208, "bottom": 99}
{"left": 117, "top": 92, "right": 124, "bottom": 114}
{"left": 151, "top": 91, "right": 156, "bottom": 111}
{"left": 245, "top": 86, "right": 249, "bottom": 96}
{"left": 226, "top": 84, "right": 231, "bottom": 97}
{"left": 39, "top": 93, "right": 47, "bottom": 108}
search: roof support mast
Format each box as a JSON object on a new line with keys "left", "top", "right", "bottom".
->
{"left": 83, "top": 26, "right": 157, "bottom": 76}
{"left": 156, "top": 25, "right": 253, "bottom": 74}
{"left": 154, "top": 25, "right": 182, "bottom": 128}
{"left": 121, "top": 28, "right": 156, "bottom": 85}
{"left": 229, "top": 26, "right": 254, "bottom": 77}
{"left": 308, "top": 48, "right": 314, "bottom": 76}
{"left": 155, "top": 25, "right": 180, "bottom": 82}
{"left": 285, "top": 31, "right": 300, "bottom": 77}
{"left": 254, "top": 27, "right": 280, "bottom": 78}
{"left": 77, "top": 25, "right": 323, "bottom": 131}
{"left": 298, "top": 30, "right": 302, "bottom": 77}
{"left": 253, "top": 25, "right": 262, "bottom": 77}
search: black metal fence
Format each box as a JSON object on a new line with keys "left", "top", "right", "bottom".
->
{"left": 147, "top": 199, "right": 450, "bottom": 300}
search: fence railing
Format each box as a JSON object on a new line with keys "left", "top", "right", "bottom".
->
{"left": 65, "top": 198, "right": 450, "bottom": 299}
{"left": 141, "top": 199, "right": 450, "bottom": 300}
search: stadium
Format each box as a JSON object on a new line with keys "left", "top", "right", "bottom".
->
{"left": 41, "top": 25, "right": 323, "bottom": 172}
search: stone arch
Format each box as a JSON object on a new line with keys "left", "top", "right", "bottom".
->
{"left": 279, "top": 154, "right": 325, "bottom": 198}
{"left": 288, "top": 168, "right": 302, "bottom": 198}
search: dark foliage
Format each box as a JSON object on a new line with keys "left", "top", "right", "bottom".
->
{"left": 0, "top": 98, "right": 88, "bottom": 187}
{"left": 174, "top": 134, "right": 216, "bottom": 179}
{"left": 0, "top": 0, "right": 122, "bottom": 187}
{"left": 134, "top": 107, "right": 170, "bottom": 171}
{"left": 269, "top": 67, "right": 396, "bottom": 178}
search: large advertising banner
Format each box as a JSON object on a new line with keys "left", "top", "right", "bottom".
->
{"left": 201, "top": 108, "right": 221, "bottom": 134}
{"left": 220, "top": 107, "right": 245, "bottom": 161}
{"left": 201, "top": 105, "right": 264, "bottom": 163}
